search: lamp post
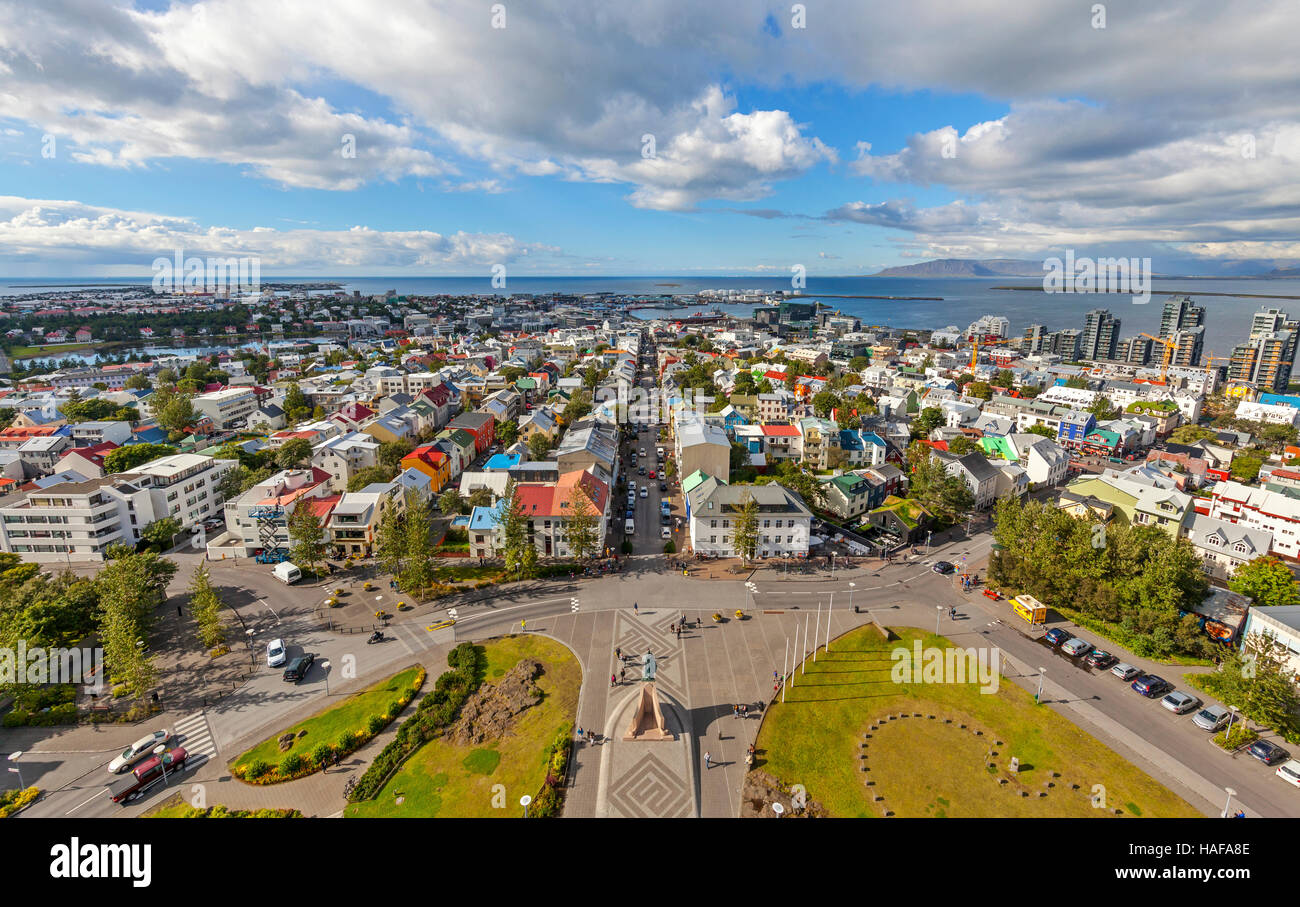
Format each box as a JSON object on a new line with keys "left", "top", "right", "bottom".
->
{"left": 847, "top": 581, "right": 855, "bottom": 614}
{"left": 925, "top": 530, "right": 932, "bottom": 554}
{"left": 7, "top": 752, "right": 23, "bottom": 789}
{"left": 825, "top": 592, "right": 833, "bottom": 653}
{"left": 152, "top": 743, "right": 170, "bottom": 786}
{"left": 320, "top": 658, "right": 330, "bottom": 696}
{"left": 935, "top": 605, "right": 943, "bottom": 635}
{"left": 1225, "top": 705, "right": 1240, "bottom": 741}
{"left": 1221, "top": 787, "right": 1237, "bottom": 819}
{"left": 520, "top": 794, "right": 532, "bottom": 818}
{"left": 1036, "top": 666, "right": 1046, "bottom": 705}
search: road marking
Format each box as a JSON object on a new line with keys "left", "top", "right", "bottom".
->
{"left": 65, "top": 787, "right": 108, "bottom": 815}
{"left": 173, "top": 711, "right": 218, "bottom": 769}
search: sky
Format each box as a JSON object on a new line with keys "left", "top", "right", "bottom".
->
{"left": 2, "top": 0, "right": 1300, "bottom": 278}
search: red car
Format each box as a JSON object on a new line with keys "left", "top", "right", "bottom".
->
{"left": 648, "top": 470, "right": 656, "bottom": 479}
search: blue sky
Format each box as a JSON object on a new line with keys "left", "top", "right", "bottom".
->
{"left": 2, "top": 1, "right": 1298, "bottom": 277}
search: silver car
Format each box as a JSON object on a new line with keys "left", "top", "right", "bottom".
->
{"left": 1110, "top": 662, "right": 1141, "bottom": 682}
{"left": 1193, "top": 704, "right": 1230, "bottom": 731}
{"left": 1161, "top": 690, "right": 1200, "bottom": 714}
{"left": 108, "top": 729, "right": 172, "bottom": 774}
{"left": 1061, "top": 638, "right": 1093, "bottom": 658}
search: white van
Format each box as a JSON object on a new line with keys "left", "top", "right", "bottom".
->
{"left": 624, "top": 518, "right": 635, "bottom": 535}
{"left": 273, "top": 562, "right": 302, "bottom": 584}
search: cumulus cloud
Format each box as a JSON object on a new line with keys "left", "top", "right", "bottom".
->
{"left": 0, "top": 196, "right": 560, "bottom": 273}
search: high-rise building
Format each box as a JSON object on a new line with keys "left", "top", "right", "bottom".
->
{"left": 1159, "top": 295, "right": 1205, "bottom": 336}
{"left": 1049, "top": 328, "right": 1082, "bottom": 360}
{"left": 1117, "top": 335, "right": 1153, "bottom": 365}
{"left": 1022, "top": 323, "right": 1047, "bottom": 355}
{"left": 1230, "top": 307, "right": 1300, "bottom": 392}
{"left": 1168, "top": 326, "right": 1205, "bottom": 367}
{"left": 1081, "top": 309, "right": 1120, "bottom": 360}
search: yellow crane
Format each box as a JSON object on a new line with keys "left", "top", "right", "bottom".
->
{"left": 970, "top": 334, "right": 979, "bottom": 370}
{"left": 1139, "top": 332, "right": 1176, "bottom": 384}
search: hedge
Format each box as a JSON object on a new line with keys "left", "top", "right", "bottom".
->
{"left": 527, "top": 723, "right": 573, "bottom": 818}
{"left": 347, "top": 643, "right": 486, "bottom": 802}
{"left": 0, "top": 786, "right": 40, "bottom": 818}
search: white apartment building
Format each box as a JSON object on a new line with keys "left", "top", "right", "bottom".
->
{"left": 193, "top": 387, "right": 259, "bottom": 429}
{"left": 312, "top": 431, "right": 380, "bottom": 492}
{"left": 0, "top": 476, "right": 159, "bottom": 562}
{"left": 123, "top": 453, "right": 238, "bottom": 529}
{"left": 1209, "top": 480, "right": 1300, "bottom": 559}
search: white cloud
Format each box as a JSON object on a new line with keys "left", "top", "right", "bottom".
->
{"left": 0, "top": 196, "right": 561, "bottom": 273}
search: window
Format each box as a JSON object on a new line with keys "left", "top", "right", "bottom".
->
{"left": 709, "top": 535, "right": 716, "bottom": 543}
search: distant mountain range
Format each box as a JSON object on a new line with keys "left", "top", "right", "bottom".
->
{"left": 870, "top": 257, "right": 1300, "bottom": 279}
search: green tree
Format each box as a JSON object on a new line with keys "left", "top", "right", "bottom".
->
{"left": 466, "top": 486, "right": 493, "bottom": 510}
{"left": 157, "top": 393, "right": 197, "bottom": 434}
{"left": 499, "top": 479, "right": 538, "bottom": 580}
{"left": 400, "top": 494, "right": 436, "bottom": 594}
{"left": 188, "top": 563, "right": 226, "bottom": 650}
{"left": 374, "top": 504, "right": 406, "bottom": 581}
{"left": 910, "top": 406, "right": 945, "bottom": 440}
{"left": 812, "top": 391, "right": 842, "bottom": 419}
{"left": 103, "top": 443, "right": 177, "bottom": 475}
{"left": 275, "top": 438, "right": 313, "bottom": 469}
{"left": 437, "top": 487, "right": 465, "bottom": 516}
{"left": 1025, "top": 423, "right": 1056, "bottom": 439}
{"left": 527, "top": 432, "right": 552, "bottom": 461}
{"left": 1087, "top": 396, "right": 1119, "bottom": 420}
{"left": 731, "top": 492, "right": 760, "bottom": 563}
{"left": 1064, "top": 375, "right": 1089, "bottom": 389}
{"left": 347, "top": 464, "right": 397, "bottom": 491}
{"left": 947, "top": 436, "right": 982, "bottom": 456}
{"left": 497, "top": 420, "right": 519, "bottom": 447}
{"left": 378, "top": 439, "right": 414, "bottom": 472}
{"left": 1229, "top": 556, "right": 1300, "bottom": 607}
{"left": 95, "top": 553, "right": 176, "bottom": 699}
{"left": 1230, "top": 453, "right": 1263, "bottom": 483}
{"left": 140, "top": 516, "right": 182, "bottom": 549}
{"left": 287, "top": 503, "right": 326, "bottom": 576}
{"left": 966, "top": 381, "right": 993, "bottom": 401}
{"left": 561, "top": 482, "right": 599, "bottom": 560}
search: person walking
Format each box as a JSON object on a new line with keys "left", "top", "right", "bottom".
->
{"left": 615, "top": 646, "right": 622, "bottom": 661}
{"left": 521, "top": 618, "right": 526, "bottom": 632}
{"left": 620, "top": 666, "right": 626, "bottom": 683}
{"left": 704, "top": 751, "right": 713, "bottom": 770}
{"left": 633, "top": 601, "right": 639, "bottom": 616}
{"left": 610, "top": 672, "right": 617, "bottom": 687}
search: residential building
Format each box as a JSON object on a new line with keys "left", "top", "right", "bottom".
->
{"left": 686, "top": 475, "right": 812, "bottom": 559}
{"left": 192, "top": 387, "right": 258, "bottom": 429}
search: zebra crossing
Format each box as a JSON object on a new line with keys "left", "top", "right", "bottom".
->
{"left": 173, "top": 711, "right": 218, "bottom": 769}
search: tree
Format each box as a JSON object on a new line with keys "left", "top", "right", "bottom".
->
{"left": 527, "top": 432, "right": 552, "bottom": 461}
{"left": 467, "top": 486, "right": 493, "bottom": 510}
{"left": 1169, "top": 424, "right": 1217, "bottom": 445}
{"left": 966, "top": 381, "right": 993, "bottom": 401}
{"left": 1025, "top": 424, "right": 1056, "bottom": 439}
{"left": 283, "top": 382, "right": 310, "bottom": 423}
{"left": 731, "top": 492, "right": 760, "bottom": 563}
{"left": 140, "top": 516, "right": 182, "bottom": 549}
{"left": 773, "top": 468, "right": 825, "bottom": 509}
{"left": 562, "top": 389, "right": 593, "bottom": 424}
{"left": 378, "top": 439, "right": 414, "bottom": 472}
{"left": 992, "top": 369, "right": 1017, "bottom": 389}
{"left": 1087, "top": 396, "right": 1119, "bottom": 420}
{"left": 103, "top": 443, "right": 176, "bottom": 475}
{"left": 497, "top": 420, "right": 519, "bottom": 447}
{"left": 437, "top": 488, "right": 465, "bottom": 516}
{"left": 729, "top": 441, "right": 750, "bottom": 473}
{"left": 947, "top": 436, "right": 982, "bottom": 457}
{"left": 400, "top": 494, "right": 436, "bottom": 593}
{"left": 287, "top": 503, "right": 326, "bottom": 576}
{"left": 348, "top": 465, "right": 397, "bottom": 491}
{"left": 1230, "top": 454, "right": 1263, "bottom": 483}
{"left": 1229, "top": 556, "right": 1300, "bottom": 608}
{"left": 275, "top": 438, "right": 313, "bottom": 469}
{"left": 1064, "top": 376, "right": 1089, "bottom": 389}
{"left": 374, "top": 504, "right": 407, "bottom": 580}
{"left": 910, "top": 406, "right": 945, "bottom": 440}
{"left": 906, "top": 442, "right": 974, "bottom": 524}
{"left": 189, "top": 563, "right": 226, "bottom": 650}
{"left": 561, "top": 483, "right": 600, "bottom": 561}
{"left": 157, "top": 393, "right": 197, "bottom": 434}
{"left": 95, "top": 553, "right": 176, "bottom": 699}
{"left": 499, "top": 479, "right": 538, "bottom": 579}
{"left": 812, "top": 391, "right": 842, "bottom": 419}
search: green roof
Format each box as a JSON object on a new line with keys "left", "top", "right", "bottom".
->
{"left": 682, "top": 469, "right": 717, "bottom": 494}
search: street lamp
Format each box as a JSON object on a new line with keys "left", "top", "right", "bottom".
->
{"left": 1221, "top": 787, "right": 1237, "bottom": 819}
{"left": 1225, "top": 705, "right": 1240, "bottom": 740}
{"left": 152, "top": 744, "right": 170, "bottom": 786}
{"left": 1036, "top": 666, "right": 1046, "bottom": 704}
{"left": 926, "top": 530, "right": 932, "bottom": 554}
{"left": 847, "top": 581, "right": 855, "bottom": 614}
{"left": 7, "top": 752, "right": 23, "bottom": 789}
{"left": 320, "top": 658, "right": 330, "bottom": 695}
{"left": 520, "top": 794, "right": 532, "bottom": 818}
{"left": 935, "top": 604, "right": 943, "bottom": 635}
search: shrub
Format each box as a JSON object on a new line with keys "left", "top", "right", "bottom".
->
{"left": 1213, "top": 725, "right": 1259, "bottom": 751}
{"left": 620, "top": 540, "right": 634, "bottom": 555}
{"left": 0, "top": 786, "right": 40, "bottom": 818}
{"left": 663, "top": 540, "right": 676, "bottom": 554}
{"left": 279, "top": 753, "right": 304, "bottom": 775}
{"left": 337, "top": 730, "right": 355, "bottom": 752}
{"left": 367, "top": 713, "right": 387, "bottom": 735}
{"left": 312, "top": 743, "right": 334, "bottom": 767}
{"left": 245, "top": 759, "right": 271, "bottom": 779}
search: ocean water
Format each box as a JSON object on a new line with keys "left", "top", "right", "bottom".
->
{"left": 7, "top": 275, "right": 1300, "bottom": 359}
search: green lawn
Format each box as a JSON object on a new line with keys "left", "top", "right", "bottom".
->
{"left": 346, "top": 636, "right": 580, "bottom": 818}
{"left": 433, "top": 564, "right": 503, "bottom": 582}
{"left": 231, "top": 665, "right": 423, "bottom": 774}
{"left": 756, "top": 626, "right": 1200, "bottom": 818}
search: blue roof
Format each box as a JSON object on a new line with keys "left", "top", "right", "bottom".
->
{"left": 838, "top": 429, "right": 866, "bottom": 451}
{"left": 129, "top": 427, "right": 169, "bottom": 445}
{"left": 484, "top": 453, "right": 521, "bottom": 472}
{"left": 468, "top": 501, "right": 507, "bottom": 532}
{"left": 1259, "top": 393, "right": 1300, "bottom": 409}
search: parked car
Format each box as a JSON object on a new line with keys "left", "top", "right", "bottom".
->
{"left": 659, "top": 482, "right": 667, "bottom": 492}
{"left": 648, "top": 470, "right": 656, "bottom": 479}
{"left": 660, "top": 526, "right": 671, "bottom": 540}
{"left": 108, "top": 729, "right": 173, "bottom": 774}
{"left": 1085, "top": 650, "right": 1116, "bottom": 670}
{"left": 1061, "top": 638, "right": 1093, "bottom": 658}
{"left": 638, "top": 466, "right": 646, "bottom": 475}
{"left": 1192, "top": 704, "right": 1230, "bottom": 732}
{"left": 1131, "top": 675, "right": 1172, "bottom": 698}
{"left": 1276, "top": 760, "right": 1300, "bottom": 788}
{"left": 1160, "top": 691, "right": 1200, "bottom": 714}
{"left": 1043, "top": 628, "right": 1072, "bottom": 648}
{"left": 266, "top": 638, "right": 287, "bottom": 668}
{"left": 283, "top": 653, "right": 315, "bottom": 683}
{"left": 640, "top": 487, "right": 648, "bottom": 498}
{"left": 1247, "top": 740, "right": 1290, "bottom": 766}
{"left": 931, "top": 561, "right": 954, "bottom": 574}
{"left": 1111, "top": 662, "right": 1141, "bottom": 681}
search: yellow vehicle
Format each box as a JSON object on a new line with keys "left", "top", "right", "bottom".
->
{"left": 1011, "top": 594, "right": 1047, "bottom": 626}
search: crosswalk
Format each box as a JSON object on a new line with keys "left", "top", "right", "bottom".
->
{"left": 173, "top": 711, "right": 218, "bottom": 769}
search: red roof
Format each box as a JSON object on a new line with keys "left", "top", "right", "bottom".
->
{"left": 761, "top": 424, "right": 800, "bottom": 437}
{"left": 306, "top": 494, "right": 342, "bottom": 519}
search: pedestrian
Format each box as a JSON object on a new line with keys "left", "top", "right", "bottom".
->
{"left": 610, "top": 672, "right": 617, "bottom": 687}
{"left": 704, "top": 751, "right": 713, "bottom": 769}
{"left": 577, "top": 725, "right": 584, "bottom": 740}
{"left": 732, "top": 704, "right": 739, "bottom": 719}
{"left": 740, "top": 703, "right": 748, "bottom": 718}
{"left": 521, "top": 618, "right": 526, "bottom": 632}
{"left": 676, "top": 625, "right": 682, "bottom": 640}
{"left": 773, "top": 670, "right": 779, "bottom": 683}
{"left": 620, "top": 666, "right": 626, "bottom": 683}
{"left": 616, "top": 646, "right": 622, "bottom": 661}
{"left": 633, "top": 601, "right": 639, "bottom": 615}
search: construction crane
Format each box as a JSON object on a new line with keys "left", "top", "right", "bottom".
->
{"left": 1139, "top": 332, "right": 1176, "bottom": 384}
{"left": 1202, "top": 351, "right": 1232, "bottom": 392}
{"left": 970, "top": 334, "right": 979, "bottom": 370}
